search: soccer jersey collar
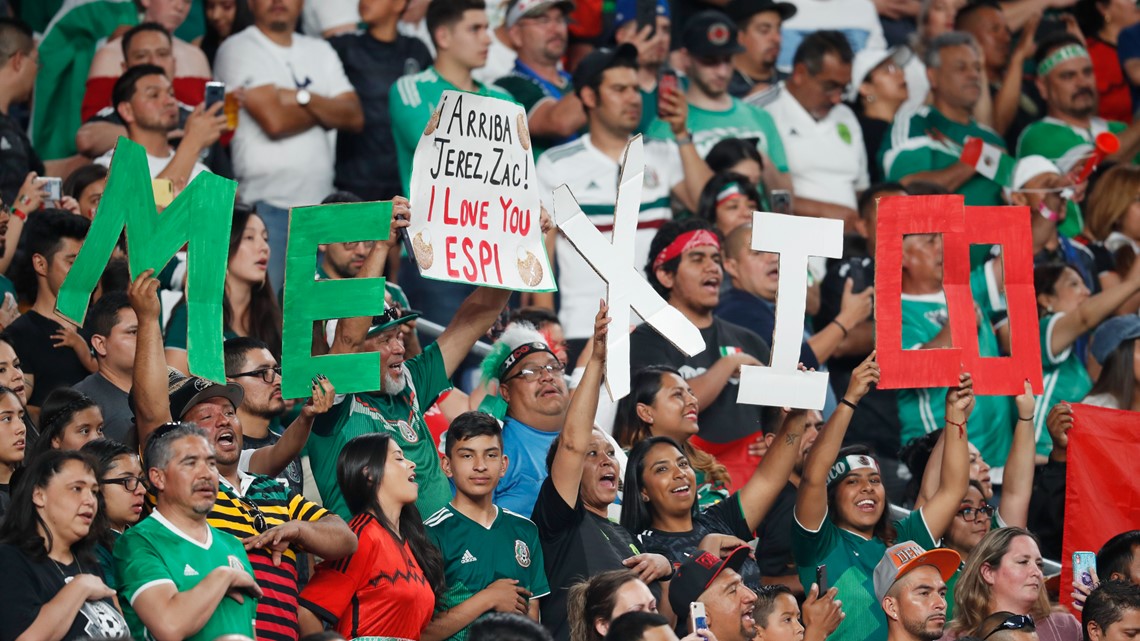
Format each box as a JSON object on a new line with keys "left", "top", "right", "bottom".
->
{"left": 220, "top": 469, "right": 257, "bottom": 497}
{"left": 152, "top": 508, "right": 214, "bottom": 550}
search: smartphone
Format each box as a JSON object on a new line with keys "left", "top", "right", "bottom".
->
{"left": 38, "top": 177, "right": 62, "bottom": 203}
{"left": 152, "top": 178, "right": 174, "bottom": 208}
{"left": 204, "top": 81, "right": 226, "bottom": 108}
{"left": 816, "top": 564, "right": 829, "bottom": 593}
{"left": 690, "top": 601, "right": 709, "bottom": 632}
{"left": 1073, "top": 551, "right": 1097, "bottom": 589}
{"left": 657, "top": 69, "right": 678, "bottom": 119}
{"left": 636, "top": 0, "right": 658, "bottom": 39}
{"left": 771, "top": 189, "right": 792, "bottom": 215}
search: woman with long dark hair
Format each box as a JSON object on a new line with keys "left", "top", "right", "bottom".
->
{"left": 298, "top": 432, "right": 444, "bottom": 640}
{"left": 0, "top": 384, "right": 26, "bottom": 523}
{"left": 613, "top": 366, "right": 730, "bottom": 508}
{"left": 26, "top": 388, "right": 104, "bottom": 463}
{"left": 165, "top": 205, "right": 282, "bottom": 373}
{"left": 0, "top": 450, "right": 129, "bottom": 641}
{"left": 200, "top": 0, "right": 253, "bottom": 66}
{"left": 694, "top": 172, "right": 762, "bottom": 237}
{"left": 81, "top": 439, "right": 145, "bottom": 589}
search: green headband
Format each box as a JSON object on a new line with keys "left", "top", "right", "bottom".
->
{"left": 1037, "top": 45, "right": 1089, "bottom": 77}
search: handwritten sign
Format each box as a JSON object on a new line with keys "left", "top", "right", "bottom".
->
{"left": 408, "top": 91, "right": 555, "bottom": 292}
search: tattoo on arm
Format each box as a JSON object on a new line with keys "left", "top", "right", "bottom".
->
{"left": 785, "top": 432, "right": 802, "bottom": 446}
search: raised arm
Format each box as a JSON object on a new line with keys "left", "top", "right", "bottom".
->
{"left": 128, "top": 270, "right": 174, "bottom": 446}
{"left": 435, "top": 286, "right": 512, "bottom": 376}
{"left": 795, "top": 352, "right": 879, "bottom": 531}
{"left": 246, "top": 377, "right": 334, "bottom": 477}
{"left": 658, "top": 88, "right": 713, "bottom": 212}
{"left": 131, "top": 568, "right": 262, "bottom": 641}
{"left": 738, "top": 403, "right": 811, "bottom": 532}
{"left": 1049, "top": 257, "right": 1140, "bottom": 356}
{"left": 550, "top": 301, "right": 608, "bottom": 508}
{"left": 1000, "top": 381, "right": 1037, "bottom": 528}
{"left": 920, "top": 374, "right": 974, "bottom": 540}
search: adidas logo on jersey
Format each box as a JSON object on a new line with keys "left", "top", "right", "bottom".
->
{"left": 461, "top": 550, "right": 478, "bottom": 564}
{"left": 184, "top": 564, "right": 199, "bottom": 576}
{"left": 585, "top": 180, "right": 601, "bottom": 190}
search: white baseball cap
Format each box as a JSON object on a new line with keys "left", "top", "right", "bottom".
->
{"left": 846, "top": 45, "right": 911, "bottom": 102}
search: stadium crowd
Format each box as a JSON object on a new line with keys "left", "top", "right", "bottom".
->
{"left": 1, "top": 0, "right": 1140, "bottom": 640}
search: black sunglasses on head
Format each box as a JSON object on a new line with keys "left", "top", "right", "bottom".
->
{"left": 983, "top": 614, "right": 1035, "bottom": 640}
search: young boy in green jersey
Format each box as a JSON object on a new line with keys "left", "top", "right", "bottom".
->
{"left": 423, "top": 411, "right": 550, "bottom": 641}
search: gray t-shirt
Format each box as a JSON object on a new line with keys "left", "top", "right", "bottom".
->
{"left": 73, "top": 373, "right": 134, "bottom": 444}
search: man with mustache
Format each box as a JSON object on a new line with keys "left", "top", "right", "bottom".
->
{"left": 727, "top": 0, "right": 796, "bottom": 104}
{"left": 875, "top": 541, "right": 960, "bottom": 641}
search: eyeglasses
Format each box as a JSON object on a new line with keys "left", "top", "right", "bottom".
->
{"left": 230, "top": 366, "right": 281, "bottom": 384}
{"left": 236, "top": 494, "right": 268, "bottom": 533}
{"left": 504, "top": 361, "right": 565, "bottom": 383}
{"left": 983, "top": 614, "right": 1035, "bottom": 639}
{"left": 102, "top": 475, "right": 147, "bottom": 492}
{"left": 956, "top": 504, "right": 995, "bottom": 522}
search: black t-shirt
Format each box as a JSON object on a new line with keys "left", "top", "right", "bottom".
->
{"left": 329, "top": 31, "right": 432, "bottom": 200}
{"left": 815, "top": 257, "right": 901, "bottom": 459}
{"left": 0, "top": 110, "right": 45, "bottom": 205}
{"left": 629, "top": 317, "right": 771, "bottom": 443}
{"left": 6, "top": 310, "right": 91, "bottom": 408}
{"left": 532, "top": 476, "right": 658, "bottom": 641}
{"left": 0, "top": 544, "right": 129, "bottom": 641}
{"left": 858, "top": 114, "right": 890, "bottom": 184}
{"left": 756, "top": 481, "right": 797, "bottom": 578}
{"left": 635, "top": 492, "right": 760, "bottom": 588}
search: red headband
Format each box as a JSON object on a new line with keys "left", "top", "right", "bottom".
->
{"left": 652, "top": 229, "right": 721, "bottom": 271}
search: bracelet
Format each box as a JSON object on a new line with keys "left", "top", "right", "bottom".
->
{"left": 946, "top": 419, "right": 966, "bottom": 438}
{"left": 10, "top": 208, "right": 26, "bottom": 222}
{"left": 831, "top": 319, "right": 850, "bottom": 338}
{"left": 675, "top": 131, "right": 693, "bottom": 146}
{"left": 1018, "top": 415, "right": 1034, "bottom": 422}
{"left": 840, "top": 398, "right": 858, "bottom": 410}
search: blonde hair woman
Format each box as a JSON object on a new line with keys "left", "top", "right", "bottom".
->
{"left": 1082, "top": 165, "right": 1140, "bottom": 316}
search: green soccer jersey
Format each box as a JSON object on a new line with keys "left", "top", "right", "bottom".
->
{"left": 881, "top": 106, "right": 1008, "bottom": 207}
{"left": 307, "top": 343, "right": 453, "bottom": 520}
{"left": 643, "top": 98, "right": 789, "bottom": 171}
{"left": 389, "top": 67, "right": 516, "bottom": 195}
{"left": 896, "top": 292, "right": 1015, "bottom": 465}
{"left": 424, "top": 504, "right": 551, "bottom": 641}
{"left": 1036, "top": 313, "right": 1093, "bottom": 456}
{"left": 115, "top": 511, "right": 257, "bottom": 641}
{"left": 792, "top": 510, "right": 936, "bottom": 641}
{"left": 494, "top": 66, "right": 575, "bottom": 159}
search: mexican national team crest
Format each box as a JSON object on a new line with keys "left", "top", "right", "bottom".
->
{"left": 515, "top": 539, "right": 531, "bottom": 567}
{"left": 390, "top": 418, "right": 419, "bottom": 443}
{"left": 227, "top": 554, "right": 244, "bottom": 571}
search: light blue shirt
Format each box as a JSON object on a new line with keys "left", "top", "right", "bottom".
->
{"left": 495, "top": 417, "right": 559, "bottom": 517}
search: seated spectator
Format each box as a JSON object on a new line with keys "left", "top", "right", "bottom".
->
{"left": 1006, "top": 157, "right": 1095, "bottom": 287}
{"left": 202, "top": 0, "right": 253, "bottom": 66}
{"left": 706, "top": 137, "right": 766, "bottom": 193}
{"left": 82, "top": 438, "right": 146, "bottom": 590}
{"left": 949, "top": 527, "right": 1081, "bottom": 641}
{"left": 7, "top": 211, "right": 96, "bottom": 411}
{"left": 534, "top": 304, "right": 672, "bottom": 641}
{"left": 1081, "top": 165, "right": 1140, "bottom": 302}
{"left": 613, "top": 366, "right": 731, "bottom": 509}
{"left": 610, "top": 0, "right": 672, "bottom": 133}
{"left": 215, "top": 0, "right": 363, "bottom": 292}
{"left": 875, "top": 541, "right": 960, "bottom": 641}
{"left": 74, "top": 292, "right": 138, "bottom": 444}
{"left": 882, "top": 32, "right": 1011, "bottom": 208}
{"left": 299, "top": 433, "right": 444, "bottom": 639}
{"left": 495, "top": 0, "right": 584, "bottom": 158}
{"left": 1075, "top": 0, "right": 1138, "bottom": 124}
{"left": 0, "top": 385, "right": 25, "bottom": 522}
{"left": 567, "top": 570, "right": 658, "bottom": 641}
{"left": 537, "top": 45, "right": 710, "bottom": 358}
{"left": 604, "top": 612, "right": 677, "bottom": 641}
{"left": 83, "top": 7, "right": 211, "bottom": 124}
{"left": 165, "top": 206, "right": 282, "bottom": 374}
{"left": 899, "top": 0, "right": 960, "bottom": 113}
{"left": 726, "top": 0, "right": 796, "bottom": 103}
{"left": 1098, "top": 531, "right": 1140, "bottom": 585}
{"left": 510, "top": 307, "right": 569, "bottom": 365}
{"left": 644, "top": 11, "right": 792, "bottom": 194}
{"left": 619, "top": 402, "right": 810, "bottom": 589}
{"left": 633, "top": 220, "right": 772, "bottom": 488}
{"left": 775, "top": 0, "right": 886, "bottom": 73}
{"left": 1084, "top": 315, "right": 1140, "bottom": 410}
{"left": 694, "top": 173, "right": 761, "bottom": 236}
{"left": 766, "top": 30, "right": 867, "bottom": 229}
{"left": 0, "top": 18, "right": 44, "bottom": 206}
{"left": 61, "top": 164, "right": 108, "bottom": 221}
{"left": 94, "top": 64, "right": 224, "bottom": 190}
{"left": 422, "top": 413, "right": 549, "bottom": 639}
{"left": 26, "top": 388, "right": 105, "bottom": 462}
{"left": 794, "top": 356, "right": 968, "bottom": 641}
{"left": 114, "top": 423, "right": 262, "bottom": 641}
{"left": 0, "top": 450, "right": 129, "bottom": 640}
{"left": 1083, "top": 580, "right": 1140, "bottom": 641}
{"left": 329, "top": 0, "right": 432, "bottom": 202}
{"left": 850, "top": 47, "right": 910, "bottom": 185}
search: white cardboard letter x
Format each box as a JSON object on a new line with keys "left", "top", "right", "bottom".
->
{"left": 553, "top": 136, "right": 705, "bottom": 401}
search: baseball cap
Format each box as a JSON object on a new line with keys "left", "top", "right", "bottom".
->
{"left": 669, "top": 546, "right": 751, "bottom": 625}
{"left": 724, "top": 0, "right": 796, "bottom": 25}
{"left": 1010, "top": 155, "right": 1061, "bottom": 192}
{"left": 681, "top": 11, "right": 745, "bottom": 58}
{"left": 366, "top": 304, "right": 422, "bottom": 338}
{"left": 1090, "top": 315, "right": 1140, "bottom": 365}
{"left": 872, "top": 541, "right": 961, "bottom": 603}
{"left": 613, "top": 0, "right": 671, "bottom": 28}
{"left": 504, "top": 0, "right": 575, "bottom": 28}
{"left": 571, "top": 43, "right": 639, "bottom": 91}
{"left": 166, "top": 371, "right": 245, "bottom": 420}
{"left": 847, "top": 45, "right": 911, "bottom": 102}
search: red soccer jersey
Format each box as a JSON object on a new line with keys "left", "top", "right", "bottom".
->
{"left": 299, "top": 513, "right": 435, "bottom": 640}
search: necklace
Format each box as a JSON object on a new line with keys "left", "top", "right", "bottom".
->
{"left": 50, "top": 554, "right": 82, "bottom": 585}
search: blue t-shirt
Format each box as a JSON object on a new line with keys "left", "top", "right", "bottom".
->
{"left": 495, "top": 417, "right": 559, "bottom": 517}
{"left": 1119, "top": 23, "right": 1140, "bottom": 110}
{"left": 716, "top": 287, "right": 819, "bottom": 369}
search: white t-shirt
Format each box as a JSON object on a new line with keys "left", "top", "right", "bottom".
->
{"left": 536, "top": 134, "right": 684, "bottom": 339}
{"left": 765, "top": 86, "right": 868, "bottom": 209}
{"left": 302, "top": 0, "right": 360, "bottom": 36}
{"left": 901, "top": 54, "right": 929, "bottom": 114}
{"left": 94, "top": 147, "right": 209, "bottom": 182}
{"left": 214, "top": 26, "right": 355, "bottom": 209}
{"left": 778, "top": 0, "right": 886, "bottom": 72}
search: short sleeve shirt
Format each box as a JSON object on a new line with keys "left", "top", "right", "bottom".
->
{"left": 424, "top": 504, "right": 551, "bottom": 641}
{"left": 1036, "top": 314, "right": 1092, "bottom": 457}
{"left": 494, "top": 62, "right": 577, "bottom": 158}
{"left": 635, "top": 492, "right": 759, "bottom": 587}
{"left": 791, "top": 509, "right": 936, "bottom": 641}
{"left": 307, "top": 343, "right": 454, "bottom": 519}
{"left": 73, "top": 373, "right": 134, "bottom": 444}
{"left": 643, "top": 98, "right": 789, "bottom": 171}
{"left": 115, "top": 511, "right": 258, "bottom": 641}
{"left": 5, "top": 310, "right": 92, "bottom": 407}
{"left": 494, "top": 417, "right": 559, "bottom": 516}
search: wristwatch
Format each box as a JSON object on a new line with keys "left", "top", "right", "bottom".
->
{"left": 296, "top": 89, "right": 312, "bottom": 106}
